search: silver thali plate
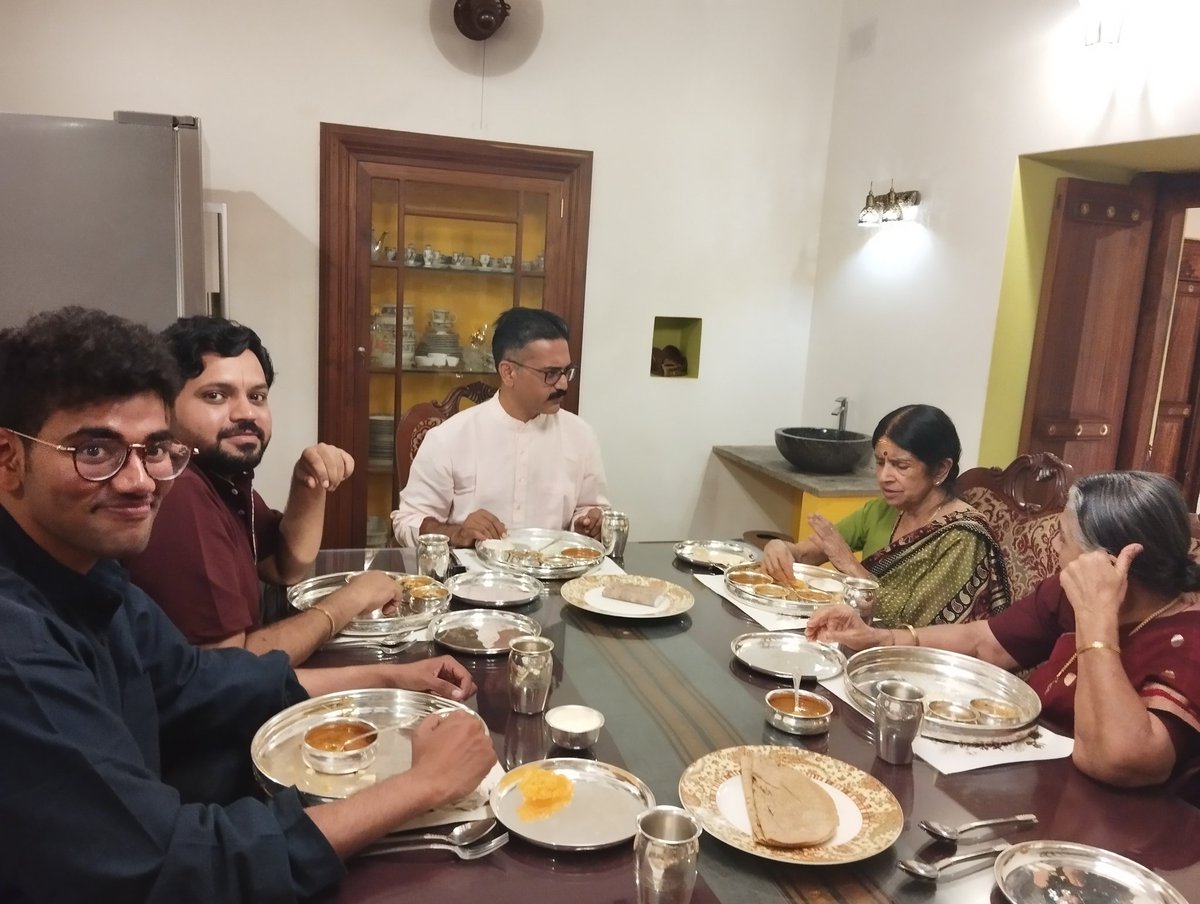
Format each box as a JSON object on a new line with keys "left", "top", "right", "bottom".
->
{"left": 673, "top": 539, "right": 762, "bottom": 570}
{"left": 476, "top": 528, "right": 605, "bottom": 580}
{"left": 995, "top": 840, "right": 1188, "bottom": 904}
{"left": 251, "top": 688, "right": 476, "bottom": 803}
{"left": 490, "top": 758, "right": 655, "bottom": 850}
{"left": 429, "top": 609, "right": 541, "bottom": 655}
{"left": 731, "top": 632, "right": 845, "bottom": 680}
{"left": 287, "top": 571, "right": 450, "bottom": 637}
{"left": 845, "top": 647, "right": 1041, "bottom": 745}
{"left": 444, "top": 570, "right": 543, "bottom": 608}
{"left": 723, "top": 562, "right": 847, "bottom": 617}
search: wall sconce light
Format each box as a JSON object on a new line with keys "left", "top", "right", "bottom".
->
{"left": 857, "top": 181, "right": 920, "bottom": 226}
{"left": 1079, "top": 0, "right": 1125, "bottom": 46}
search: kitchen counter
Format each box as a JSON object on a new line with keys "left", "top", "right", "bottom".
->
{"left": 712, "top": 445, "right": 878, "bottom": 497}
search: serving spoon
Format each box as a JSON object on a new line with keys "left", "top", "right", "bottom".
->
{"left": 383, "top": 817, "right": 497, "bottom": 847}
{"left": 919, "top": 813, "right": 1037, "bottom": 843}
{"left": 898, "top": 843, "right": 1009, "bottom": 881}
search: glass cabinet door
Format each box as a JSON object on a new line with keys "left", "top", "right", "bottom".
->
{"left": 363, "top": 175, "right": 557, "bottom": 547}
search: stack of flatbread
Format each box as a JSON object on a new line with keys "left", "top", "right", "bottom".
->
{"left": 740, "top": 751, "right": 838, "bottom": 848}
{"left": 600, "top": 579, "right": 664, "bottom": 607}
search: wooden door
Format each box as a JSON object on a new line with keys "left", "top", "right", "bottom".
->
{"left": 319, "top": 125, "right": 593, "bottom": 548}
{"left": 1020, "top": 178, "right": 1155, "bottom": 474}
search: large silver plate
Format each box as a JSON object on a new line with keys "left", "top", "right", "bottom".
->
{"left": 845, "top": 647, "right": 1041, "bottom": 744}
{"left": 723, "top": 562, "right": 847, "bottom": 617}
{"left": 444, "top": 570, "right": 543, "bottom": 608}
{"left": 490, "top": 758, "right": 655, "bottom": 850}
{"left": 477, "top": 528, "right": 605, "bottom": 580}
{"left": 251, "top": 688, "right": 475, "bottom": 803}
{"left": 287, "top": 572, "right": 450, "bottom": 637}
{"left": 995, "top": 840, "right": 1188, "bottom": 904}
{"left": 731, "top": 632, "right": 845, "bottom": 680}
{"left": 430, "top": 609, "right": 541, "bottom": 655}
{"left": 674, "top": 539, "right": 762, "bottom": 570}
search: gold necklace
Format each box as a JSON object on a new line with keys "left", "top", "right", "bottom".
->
{"left": 1049, "top": 597, "right": 1180, "bottom": 688}
{"left": 891, "top": 494, "right": 949, "bottom": 543}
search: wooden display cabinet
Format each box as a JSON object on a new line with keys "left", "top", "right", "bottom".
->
{"left": 319, "top": 124, "right": 593, "bottom": 548}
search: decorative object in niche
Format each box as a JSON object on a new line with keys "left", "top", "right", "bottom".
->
{"left": 651, "top": 317, "right": 701, "bottom": 379}
{"left": 454, "top": 0, "right": 511, "bottom": 40}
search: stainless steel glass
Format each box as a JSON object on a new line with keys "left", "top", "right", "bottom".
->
{"left": 508, "top": 635, "right": 555, "bottom": 713}
{"left": 601, "top": 510, "right": 630, "bottom": 558}
{"left": 874, "top": 678, "right": 925, "bottom": 765}
{"left": 503, "top": 711, "right": 549, "bottom": 768}
{"left": 4, "top": 429, "right": 191, "bottom": 482}
{"left": 634, "top": 805, "right": 701, "bottom": 904}
{"left": 416, "top": 533, "right": 451, "bottom": 581}
{"left": 841, "top": 575, "right": 880, "bottom": 623}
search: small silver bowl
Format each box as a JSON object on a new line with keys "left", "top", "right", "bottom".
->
{"left": 405, "top": 583, "right": 450, "bottom": 615}
{"left": 765, "top": 689, "right": 833, "bottom": 736}
{"left": 927, "top": 699, "right": 978, "bottom": 724}
{"left": 544, "top": 704, "right": 605, "bottom": 749}
{"left": 300, "top": 717, "right": 378, "bottom": 774}
{"left": 969, "top": 697, "right": 1022, "bottom": 725}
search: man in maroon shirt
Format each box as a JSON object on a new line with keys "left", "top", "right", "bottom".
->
{"left": 127, "top": 317, "right": 390, "bottom": 663}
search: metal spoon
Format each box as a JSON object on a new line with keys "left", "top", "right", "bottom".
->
{"left": 919, "top": 813, "right": 1037, "bottom": 843}
{"left": 357, "top": 831, "right": 509, "bottom": 860}
{"left": 898, "top": 843, "right": 1009, "bottom": 881}
{"left": 384, "top": 817, "right": 497, "bottom": 847}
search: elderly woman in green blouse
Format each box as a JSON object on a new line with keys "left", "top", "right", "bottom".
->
{"left": 763, "top": 404, "right": 1010, "bottom": 628}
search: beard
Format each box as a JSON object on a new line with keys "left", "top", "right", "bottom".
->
{"left": 193, "top": 421, "right": 269, "bottom": 476}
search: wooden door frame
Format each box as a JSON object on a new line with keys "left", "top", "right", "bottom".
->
{"left": 318, "top": 123, "right": 593, "bottom": 547}
{"left": 1120, "top": 175, "right": 1200, "bottom": 502}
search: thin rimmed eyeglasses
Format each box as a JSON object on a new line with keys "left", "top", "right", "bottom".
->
{"left": 4, "top": 429, "right": 193, "bottom": 482}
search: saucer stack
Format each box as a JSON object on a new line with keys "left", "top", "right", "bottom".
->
{"left": 401, "top": 306, "right": 415, "bottom": 367}
{"left": 368, "top": 415, "right": 394, "bottom": 469}
{"left": 417, "top": 325, "right": 464, "bottom": 360}
{"left": 366, "top": 515, "right": 390, "bottom": 548}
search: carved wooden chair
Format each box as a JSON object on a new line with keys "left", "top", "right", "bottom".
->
{"left": 395, "top": 381, "right": 497, "bottom": 489}
{"left": 957, "top": 452, "right": 1075, "bottom": 602}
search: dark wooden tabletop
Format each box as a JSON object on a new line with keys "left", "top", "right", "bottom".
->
{"left": 306, "top": 544, "right": 1200, "bottom": 903}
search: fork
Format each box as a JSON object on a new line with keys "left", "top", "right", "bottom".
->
{"left": 356, "top": 832, "right": 509, "bottom": 860}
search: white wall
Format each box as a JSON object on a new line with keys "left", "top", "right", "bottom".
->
{"left": 805, "top": 0, "right": 1200, "bottom": 465}
{"left": 0, "top": 0, "right": 841, "bottom": 540}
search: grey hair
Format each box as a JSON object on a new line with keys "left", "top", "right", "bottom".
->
{"left": 1066, "top": 471, "right": 1200, "bottom": 596}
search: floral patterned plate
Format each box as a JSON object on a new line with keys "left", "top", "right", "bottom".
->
{"left": 560, "top": 574, "right": 694, "bottom": 619}
{"left": 677, "top": 745, "right": 902, "bottom": 865}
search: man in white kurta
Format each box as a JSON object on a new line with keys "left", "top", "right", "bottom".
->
{"left": 391, "top": 309, "right": 609, "bottom": 548}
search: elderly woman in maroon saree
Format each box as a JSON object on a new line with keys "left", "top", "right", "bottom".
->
{"left": 808, "top": 470, "right": 1200, "bottom": 790}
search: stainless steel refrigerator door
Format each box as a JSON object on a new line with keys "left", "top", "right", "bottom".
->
{"left": 0, "top": 111, "right": 208, "bottom": 330}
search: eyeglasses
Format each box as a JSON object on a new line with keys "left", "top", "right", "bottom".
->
{"left": 5, "top": 429, "right": 193, "bottom": 483}
{"left": 504, "top": 360, "right": 577, "bottom": 385}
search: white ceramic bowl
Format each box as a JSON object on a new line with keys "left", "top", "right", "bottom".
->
{"left": 414, "top": 355, "right": 433, "bottom": 367}
{"left": 427, "top": 352, "right": 448, "bottom": 366}
{"left": 545, "top": 704, "right": 605, "bottom": 749}
{"left": 445, "top": 356, "right": 460, "bottom": 367}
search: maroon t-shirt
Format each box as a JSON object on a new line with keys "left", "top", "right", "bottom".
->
{"left": 126, "top": 462, "right": 283, "bottom": 644}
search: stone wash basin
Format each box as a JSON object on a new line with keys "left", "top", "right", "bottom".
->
{"left": 774, "top": 427, "right": 872, "bottom": 475}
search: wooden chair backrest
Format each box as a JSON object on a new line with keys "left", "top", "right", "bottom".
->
{"left": 957, "top": 452, "right": 1075, "bottom": 601}
{"left": 394, "top": 381, "right": 497, "bottom": 489}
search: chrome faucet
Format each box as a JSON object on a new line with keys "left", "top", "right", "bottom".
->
{"left": 832, "top": 397, "right": 848, "bottom": 434}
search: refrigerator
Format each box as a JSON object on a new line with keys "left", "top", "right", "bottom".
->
{"left": 0, "top": 110, "right": 210, "bottom": 330}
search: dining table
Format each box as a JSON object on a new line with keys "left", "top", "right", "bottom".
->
{"left": 302, "top": 542, "right": 1200, "bottom": 904}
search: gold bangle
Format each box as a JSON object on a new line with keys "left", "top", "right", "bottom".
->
{"left": 311, "top": 603, "right": 337, "bottom": 641}
{"left": 1076, "top": 640, "right": 1120, "bottom": 657}
{"left": 899, "top": 624, "right": 920, "bottom": 647}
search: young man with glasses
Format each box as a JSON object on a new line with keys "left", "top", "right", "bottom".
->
{"left": 393, "top": 307, "right": 609, "bottom": 547}
{"left": 126, "top": 316, "right": 395, "bottom": 662}
{"left": 0, "top": 307, "right": 495, "bottom": 902}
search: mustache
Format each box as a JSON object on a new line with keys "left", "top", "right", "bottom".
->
{"left": 549, "top": 390, "right": 567, "bottom": 401}
{"left": 218, "top": 421, "right": 265, "bottom": 442}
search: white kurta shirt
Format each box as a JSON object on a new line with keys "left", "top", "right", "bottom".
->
{"left": 391, "top": 395, "right": 609, "bottom": 546}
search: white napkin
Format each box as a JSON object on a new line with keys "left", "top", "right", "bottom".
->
{"left": 819, "top": 674, "right": 1074, "bottom": 774}
{"left": 453, "top": 548, "right": 625, "bottom": 576}
{"left": 391, "top": 761, "right": 505, "bottom": 831}
{"left": 693, "top": 574, "right": 808, "bottom": 631}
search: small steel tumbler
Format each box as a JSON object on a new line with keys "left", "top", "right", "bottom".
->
{"left": 508, "top": 635, "right": 555, "bottom": 713}
{"left": 416, "top": 533, "right": 451, "bottom": 581}
{"left": 874, "top": 679, "right": 925, "bottom": 765}
{"left": 634, "top": 806, "right": 701, "bottom": 904}
{"left": 601, "top": 510, "right": 630, "bottom": 558}
{"left": 841, "top": 575, "right": 880, "bottom": 623}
